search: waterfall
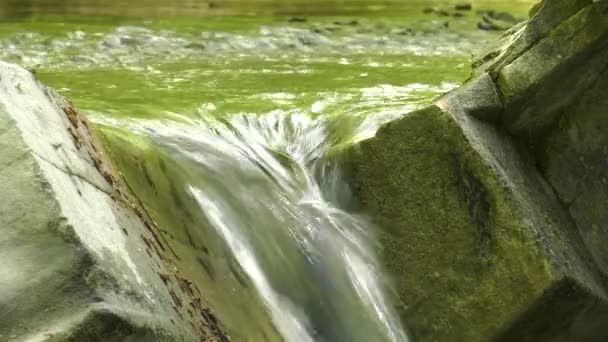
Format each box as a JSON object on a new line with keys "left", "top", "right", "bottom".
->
{"left": 123, "top": 111, "right": 409, "bottom": 342}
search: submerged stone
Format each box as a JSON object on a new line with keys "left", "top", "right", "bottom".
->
{"left": 455, "top": 3, "right": 473, "bottom": 11}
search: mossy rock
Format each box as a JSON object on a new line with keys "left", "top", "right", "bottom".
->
{"left": 343, "top": 98, "right": 608, "bottom": 341}
{"left": 482, "top": 0, "right": 608, "bottom": 286}
{"left": 498, "top": 0, "right": 608, "bottom": 135}
{"left": 533, "top": 56, "right": 608, "bottom": 283}
{"left": 472, "top": 0, "right": 594, "bottom": 79}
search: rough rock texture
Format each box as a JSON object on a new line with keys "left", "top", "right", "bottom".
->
{"left": 0, "top": 61, "right": 229, "bottom": 342}
{"left": 345, "top": 1, "right": 608, "bottom": 341}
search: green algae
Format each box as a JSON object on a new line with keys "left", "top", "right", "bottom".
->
{"left": 342, "top": 103, "right": 603, "bottom": 341}
{"left": 0, "top": 1, "right": 537, "bottom": 124}
{"left": 35, "top": 54, "right": 468, "bottom": 121}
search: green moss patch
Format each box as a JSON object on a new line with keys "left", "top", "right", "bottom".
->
{"left": 343, "top": 104, "right": 605, "bottom": 341}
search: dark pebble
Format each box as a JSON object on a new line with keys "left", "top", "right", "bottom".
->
{"left": 288, "top": 17, "right": 308, "bottom": 23}
{"left": 491, "top": 12, "right": 519, "bottom": 23}
{"left": 185, "top": 43, "right": 206, "bottom": 50}
{"left": 334, "top": 20, "right": 359, "bottom": 26}
{"left": 478, "top": 22, "right": 499, "bottom": 31}
{"left": 455, "top": 3, "right": 473, "bottom": 11}
{"left": 477, "top": 10, "right": 519, "bottom": 23}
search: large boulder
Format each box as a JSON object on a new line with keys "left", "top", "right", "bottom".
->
{"left": 0, "top": 61, "right": 230, "bottom": 341}
{"left": 344, "top": 0, "right": 608, "bottom": 341}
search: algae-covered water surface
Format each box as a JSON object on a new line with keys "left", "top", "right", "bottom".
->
{"left": 0, "top": 1, "right": 535, "bottom": 341}
{"left": 0, "top": 1, "right": 532, "bottom": 122}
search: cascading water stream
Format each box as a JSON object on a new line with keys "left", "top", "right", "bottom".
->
{"left": 123, "top": 112, "right": 409, "bottom": 342}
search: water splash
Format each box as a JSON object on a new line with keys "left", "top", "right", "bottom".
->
{"left": 122, "top": 111, "right": 409, "bottom": 342}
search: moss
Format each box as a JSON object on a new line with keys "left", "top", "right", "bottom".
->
{"left": 344, "top": 105, "right": 564, "bottom": 342}
{"left": 473, "top": 0, "right": 594, "bottom": 80}
{"left": 528, "top": 1, "right": 542, "bottom": 18}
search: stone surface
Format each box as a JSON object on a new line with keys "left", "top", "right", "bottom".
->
{"left": 492, "top": 0, "right": 608, "bottom": 287}
{"left": 498, "top": 0, "right": 608, "bottom": 135}
{"left": 343, "top": 1, "right": 608, "bottom": 340}
{"left": 473, "top": 0, "right": 594, "bottom": 78}
{"left": 344, "top": 101, "right": 607, "bottom": 342}
{"left": 0, "top": 61, "right": 229, "bottom": 341}
{"left": 470, "top": 0, "right": 608, "bottom": 289}
{"left": 440, "top": 72, "right": 502, "bottom": 122}
{"left": 533, "top": 48, "right": 608, "bottom": 282}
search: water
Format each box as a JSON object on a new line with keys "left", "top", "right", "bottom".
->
{"left": 0, "top": 1, "right": 534, "bottom": 341}
{"left": 93, "top": 82, "right": 454, "bottom": 339}
{"left": 134, "top": 112, "right": 406, "bottom": 341}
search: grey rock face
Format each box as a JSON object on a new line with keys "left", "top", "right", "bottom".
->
{"left": 0, "top": 61, "right": 228, "bottom": 341}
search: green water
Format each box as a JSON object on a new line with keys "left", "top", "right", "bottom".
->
{"left": 0, "top": 1, "right": 533, "bottom": 122}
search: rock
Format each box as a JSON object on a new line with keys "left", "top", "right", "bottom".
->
{"left": 477, "top": 14, "right": 517, "bottom": 31}
{"left": 498, "top": 0, "right": 608, "bottom": 135}
{"left": 333, "top": 19, "right": 359, "bottom": 26}
{"left": 442, "top": 73, "right": 503, "bottom": 122}
{"left": 491, "top": 12, "right": 518, "bottom": 22}
{"left": 473, "top": 0, "right": 594, "bottom": 76}
{"left": 480, "top": 10, "right": 519, "bottom": 23}
{"left": 475, "top": 10, "right": 524, "bottom": 31}
{"left": 287, "top": 17, "right": 307, "bottom": 23}
{"left": 490, "top": 0, "right": 608, "bottom": 288}
{"left": 0, "top": 61, "right": 230, "bottom": 341}
{"left": 536, "top": 72, "right": 608, "bottom": 282}
{"left": 342, "top": 0, "right": 608, "bottom": 341}
{"left": 455, "top": 3, "right": 473, "bottom": 11}
{"left": 477, "top": 21, "right": 501, "bottom": 31}
{"left": 184, "top": 42, "right": 206, "bottom": 50}
{"left": 344, "top": 101, "right": 608, "bottom": 342}
{"left": 438, "top": 9, "right": 450, "bottom": 17}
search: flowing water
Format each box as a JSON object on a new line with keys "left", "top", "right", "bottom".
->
{"left": 0, "top": 1, "right": 533, "bottom": 341}
{"left": 131, "top": 112, "right": 409, "bottom": 342}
